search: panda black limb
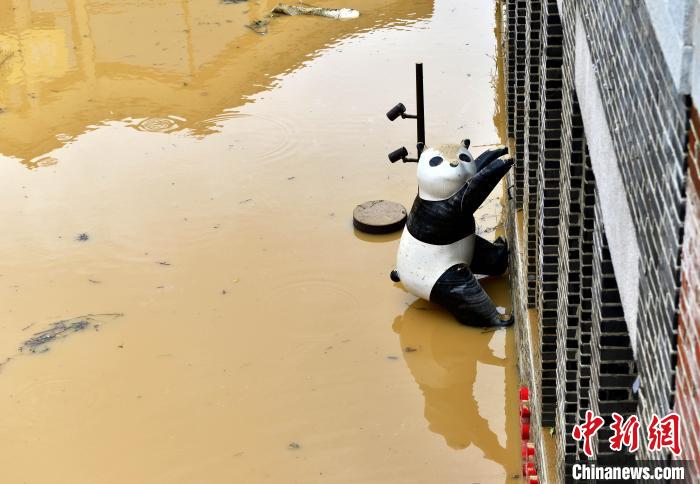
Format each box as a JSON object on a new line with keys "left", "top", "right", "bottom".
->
{"left": 470, "top": 236, "right": 509, "bottom": 276}
{"left": 430, "top": 264, "right": 514, "bottom": 328}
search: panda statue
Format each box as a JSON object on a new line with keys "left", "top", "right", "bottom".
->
{"left": 391, "top": 139, "right": 515, "bottom": 327}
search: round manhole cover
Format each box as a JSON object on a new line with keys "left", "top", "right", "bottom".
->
{"left": 353, "top": 200, "right": 407, "bottom": 234}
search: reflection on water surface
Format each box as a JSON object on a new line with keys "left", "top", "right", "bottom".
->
{"left": 0, "top": 0, "right": 520, "bottom": 482}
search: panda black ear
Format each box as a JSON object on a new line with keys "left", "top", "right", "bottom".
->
{"left": 462, "top": 139, "right": 471, "bottom": 149}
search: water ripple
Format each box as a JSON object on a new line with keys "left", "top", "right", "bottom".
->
{"left": 135, "top": 117, "right": 180, "bottom": 133}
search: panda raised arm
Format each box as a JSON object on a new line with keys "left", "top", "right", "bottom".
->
{"left": 474, "top": 146, "right": 510, "bottom": 172}
{"left": 413, "top": 140, "right": 513, "bottom": 219}
{"left": 459, "top": 155, "right": 514, "bottom": 215}
{"left": 456, "top": 139, "right": 509, "bottom": 172}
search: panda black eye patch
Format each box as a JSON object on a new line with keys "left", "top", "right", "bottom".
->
{"left": 429, "top": 156, "right": 443, "bottom": 167}
{"left": 459, "top": 153, "right": 471, "bottom": 162}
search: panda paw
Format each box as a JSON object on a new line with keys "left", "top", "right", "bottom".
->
{"left": 489, "top": 313, "right": 514, "bottom": 328}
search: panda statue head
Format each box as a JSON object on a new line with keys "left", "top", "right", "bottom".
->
{"left": 417, "top": 139, "right": 476, "bottom": 201}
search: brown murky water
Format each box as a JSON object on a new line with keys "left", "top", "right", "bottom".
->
{"left": 0, "top": 0, "right": 520, "bottom": 482}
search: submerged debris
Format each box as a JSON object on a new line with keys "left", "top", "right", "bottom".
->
{"left": 0, "top": 51, "right": 13, "bottom": 68}
{"left": 246, "top": 19, "right": 270, "bottom": 35}
{"left": 76, "top": 232, "right": 90, "bottom": 241}
{"left": 273, "top": 4, "right": 359, "bottom": 19}
{"left": 246, "top": 3, "right": 359, "bottom": 35}
{"left": 18, "top": 313, "right": 123, "bottom": 354}
{"left": 22, "top": 319, "right": 89, "bottom": 352}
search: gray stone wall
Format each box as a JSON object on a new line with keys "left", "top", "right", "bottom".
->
{"left": 502, "top": 0, "right": 696, "bottom": 479}
{"left": 589, "top": 195, "right": 638, "bottom": 465}
{"left": 535, "top": 0, "right": 563, "bottom": 429}
{"left": 576, "top": 6, "right": 686, "bottom": 449}
{"left": 523, "top": 0, "right": 541, "bottom": 309}
{"left": 553, "top": 0, "right": 586, "bottom": 471}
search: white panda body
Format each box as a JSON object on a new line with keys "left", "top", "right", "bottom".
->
{"left": 396, "top": 227, "right": 475, "bottom": 300}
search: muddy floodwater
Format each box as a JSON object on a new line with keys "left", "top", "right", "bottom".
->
{"left": 0, "top": 0, "right": 520, "bottom": 482}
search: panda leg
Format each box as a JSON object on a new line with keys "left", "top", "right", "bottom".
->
{"left": 430, "top": 264, "right": 513, "bottom": 327}
{"left": 469, "top": 235, "right": 509, "bottom": 276}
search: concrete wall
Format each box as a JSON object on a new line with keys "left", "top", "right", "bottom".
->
{"left": 645, "top": 0, "right": 695, "bottom": 92}
{"left": 503, "top": 0, "right": 699, "bottom": 479}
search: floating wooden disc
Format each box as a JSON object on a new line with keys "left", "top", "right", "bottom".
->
{"left": 353, "top": 200, "right": 407, "bottom": 234}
